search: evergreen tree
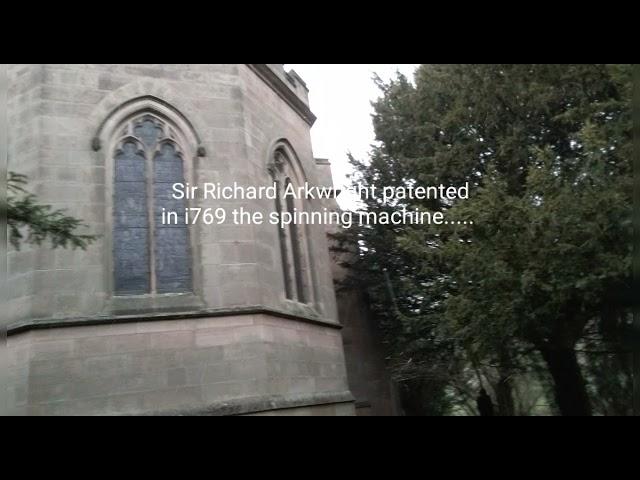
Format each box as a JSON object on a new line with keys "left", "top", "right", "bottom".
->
{"left": 342, "top": 64, "right": 632, "bottom": 415}
{"left": 7, "top": 172, "right": 97, "bottom": 250}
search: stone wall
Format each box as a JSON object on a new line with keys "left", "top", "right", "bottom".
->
{"left": 336, "top": 288, "right": 399, "bottom": 416}
{"left": 5, "top": 64, "right": 352, "bottom": 415}
{"left": 6, "top": 64, "right": 337, "bottom": 323}
{"left": 7, "top": 314, "right": 352, "bottom": 415}
{"left": 318, "top": 157, "right": 399, "bottom": 416}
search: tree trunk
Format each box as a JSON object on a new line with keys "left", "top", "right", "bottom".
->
{"left": 540, "top": 347, "right": 592, "bottom": 416}
{"left": 634, "top": 351, "right": 640, "bottom": 416}
{"left": 495, "top": 373, "right": 516, "bottom": 416}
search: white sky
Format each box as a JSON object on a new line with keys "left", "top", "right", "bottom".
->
{"left": 286, "top": 64, "right": 418, "bottom": 209}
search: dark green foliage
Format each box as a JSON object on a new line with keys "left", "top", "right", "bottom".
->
{"left": 7, "top": 172, "right": 97, "bottom": 250}
{"left": 340, "top": 65, "right": 633, "bottom": 415}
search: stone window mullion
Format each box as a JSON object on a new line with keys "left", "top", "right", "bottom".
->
{"left": 112, "top": 113, "right": 193, "bottom": 297}
{"left": 275, "top": 177, "right": 294, "bottom": 300}
{"left": 147, "top": 142, "right": 157, "bottom": 294}
{"left": 285, "top": 178, "right": 306, "bottom": 303}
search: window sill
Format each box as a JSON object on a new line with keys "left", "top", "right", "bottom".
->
{"left": 7, "top": 305, "right": 343, "bottom": 336}
{"left": 107, "top": 292, "right": 205, "bottom": 316}
{"left": 282, "top": 299, "right": 321, "bottom": 319}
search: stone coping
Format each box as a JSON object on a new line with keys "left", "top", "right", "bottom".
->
{"left": 7, "top": 305, "right": 342, "bottom": 336}
{"left": 140, "top": 391, "right": 355, "bottom": 416}
{"left": 246, "top": 64, "right": 317, "bottom": 126}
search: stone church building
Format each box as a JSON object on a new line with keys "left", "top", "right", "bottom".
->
{"left": 5, "top": 64, "right": 398, "bottom": 416}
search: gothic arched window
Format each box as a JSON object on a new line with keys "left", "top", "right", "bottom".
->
{"left": 269, "top": 144, "right": 312, "bottom": 304}
{"left": 112, "top": 114, "right": 192, "bottom": 296}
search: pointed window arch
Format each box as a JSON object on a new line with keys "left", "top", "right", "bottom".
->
{"left": 111, "top": 112, "right": 193, "bottom": 296}
{"left": 269, "top": 142, "right": 313, "bottom": 304}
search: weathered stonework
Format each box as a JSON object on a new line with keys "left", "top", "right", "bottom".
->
{"left": 5, "top": 64, "right": 355, "bottom": 416}
{"left": 7, "top": 314, "right": 351, "bottom": 415}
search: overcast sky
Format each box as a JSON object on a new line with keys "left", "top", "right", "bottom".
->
{"left": 286, "top": 64, "right": 418, "bottom": 208}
